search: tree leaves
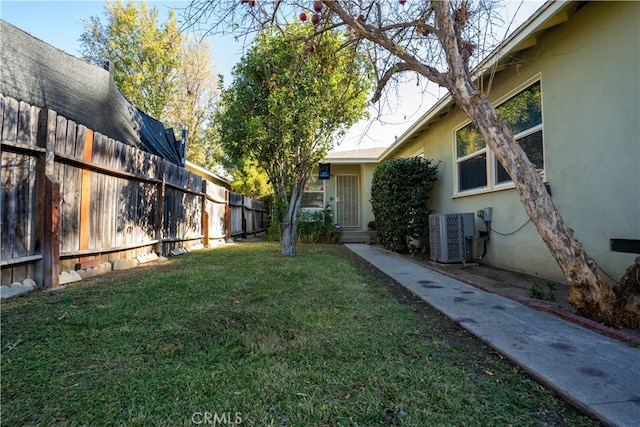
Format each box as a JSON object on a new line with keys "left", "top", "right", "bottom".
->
{"left": 79, "top": 0, "right": 221, "bottom": 170}
{"left": 216, "top": 23, "right": 372, "bottom": 254}
{"left": 371, "top": 157, "right": 439, "bottom": 252}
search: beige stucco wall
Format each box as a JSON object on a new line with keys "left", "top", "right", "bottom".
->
{"left": 392, "top": 1, "right": 639, "bottom": 283}
{"left": 360, "top": 163, "right": 378, "bottom": 229}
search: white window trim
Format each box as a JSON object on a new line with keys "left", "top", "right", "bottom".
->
{"left": 453, "top": 76, "right": 544, "bottom": 198}
{"left": 301, "top": 175, "right": 326, "bottom": 211}
{"left": 493, "top": 124, "right": 545, "bottom": 188}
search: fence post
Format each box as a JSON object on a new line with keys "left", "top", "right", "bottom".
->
{"left": 242, "top": 196, "right": 247, "bottom": 239}
{"left": 34, "top": 108, "right": 58, "bottom": 286}
{"left": 154, "top": 162, "right": 166, "bottom": 255}
{"left": 225, "top": 191, "right": 231, "bottom": 240}
{"left": 43, "top": 176, "right": 60, "bottom": 288}
{"left": 201, "top": 180, "right": 209, "bottom": 246}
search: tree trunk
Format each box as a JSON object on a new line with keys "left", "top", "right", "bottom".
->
{"left": 458, "top": 88, "right": 616, "bottom": 323}
{"left": 279, "top": 180, "right": 304, "bottom": 257}
{"left": 432, "top": 1, "right": 617, "bottom": 325}
{"left": 322, "top": 0, "right": 629, "bottom": 326}
{"left": 615, "top": 257, "right": 640, "bottom": 329}
{"left": 280, "top": 204, "right": 297, "bottom": 257}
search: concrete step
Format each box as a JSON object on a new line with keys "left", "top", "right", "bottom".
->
{"left": 339, "top": 231, "right": 376, "bottom": 244}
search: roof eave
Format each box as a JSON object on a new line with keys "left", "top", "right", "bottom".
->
{"left": 324, "top": 158, "right": 381, "bottom": 164}
{"left": 472, "top": 0, "right": 569, "bottom": 80}
{"left": 379, "top": 0, "right": 571, "bottom": 162}
{"left": 185, "top": 160, "right": 231, "bottom": 185}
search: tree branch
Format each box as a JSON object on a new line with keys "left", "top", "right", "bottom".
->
{"left": 379, "top": 20, "right": 437, "bottom": 35}
{"left": 324, "top": 1, "right": 449, "bottom": 99}
{"left": 371, "top": 62, "right": 413, "bottom": 103}
{"left": 433, "top": 0, "right": 471, "bottom": 86}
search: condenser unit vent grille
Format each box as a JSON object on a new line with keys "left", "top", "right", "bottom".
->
{"left": 429, "top": 213, "right": 475, "bottom": 263}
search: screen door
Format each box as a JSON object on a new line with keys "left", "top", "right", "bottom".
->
{"left": 335, "top": 175, "right": 359, "bottom": 227}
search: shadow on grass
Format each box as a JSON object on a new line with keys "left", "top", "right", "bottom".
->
{"left": 1, "top": 242, "right": 598, "bottom": 426}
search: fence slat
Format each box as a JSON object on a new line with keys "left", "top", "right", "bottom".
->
{"left": 17, "top": 101, "right": 32, "bottom": 145}
{"left": 0, "top": 95, "right": 5, "bottom": 136}
{"left": 89, "top": 135, "right": 103, "bottom": 249}
{"left": 1, "top": 96, "right": 18, "bottom": 143}
{"left": 1, "top": 95, "right": 267, "bottom": 285}
{"left": 1, "top": 98, "right": 20, "bottom": 283}
{"left": 43, "top": 177, "right": 60, "bottom": 288}
{"left": 78, "top": 127, "right": 91, "bottom": 256}
{"left": 62, "top": 120, "right": 80, "bottom": 253}
{"left": 1, "top": 152, "right": 17, "bottom": 279}
{"left": 26, "top": 105, "right": 39, "bottom": 280}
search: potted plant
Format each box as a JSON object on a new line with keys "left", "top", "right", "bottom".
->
{"left": 319, "top": 205, "right": 342, "bottom": 243}
{"left": 297, "top": 205, "right": 343, "bottom": 243}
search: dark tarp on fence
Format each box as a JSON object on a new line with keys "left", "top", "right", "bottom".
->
{"left": 0, "top": 19, "right": 184, "bottom": 166}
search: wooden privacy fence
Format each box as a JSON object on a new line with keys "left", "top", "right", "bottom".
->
{"left": 1, "top": 94, "right": 266, "bottom": 287}
{"left": 229, "top": 192, "right": 266, "bottom": 238}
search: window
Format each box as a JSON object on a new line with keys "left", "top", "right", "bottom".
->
{"left": 301, "top": 176, "right": 325, "bottom": 209}
{"left": 456, "top": 125, "right": 487, "bottom": 191}
{"left": 455, "top": 80, "right": 543, "bottom": 193}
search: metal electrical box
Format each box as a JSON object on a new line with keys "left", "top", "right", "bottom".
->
{"left": 429, "top": 213, "right": 475, "bottom": 263}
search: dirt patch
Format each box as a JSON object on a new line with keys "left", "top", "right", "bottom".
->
{"left": 69, "top": 258, "right": 184, "bottom": 289}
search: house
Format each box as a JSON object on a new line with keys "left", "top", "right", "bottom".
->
{"left": 185, "top": 160, "right": 231, "bottom": 190}
{"left": 305, "top": 147, "right": 384, "bottom": 227}
{"left": 309, "top": 1, "right": 639, "bottom": 283}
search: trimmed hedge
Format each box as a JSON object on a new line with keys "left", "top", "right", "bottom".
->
{"left": 370, "top": 157, "right": 439, "bottom": 252}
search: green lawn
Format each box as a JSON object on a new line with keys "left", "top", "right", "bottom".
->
{"left": 1, "top": 242, "right": 597, "bottom": 426}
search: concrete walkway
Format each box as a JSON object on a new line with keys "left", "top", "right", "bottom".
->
{"left": 345, "top": 244, "right": 640, "bottom": 427}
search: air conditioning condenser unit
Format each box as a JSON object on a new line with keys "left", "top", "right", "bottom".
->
{"left": 429, "top": 213, "right": 475, "bottom": 263}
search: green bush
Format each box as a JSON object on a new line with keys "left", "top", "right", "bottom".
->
{"left": 267, "top": 202, "right": 341, "bottom": 243}
{"left": 296, "top": 210, "right": 325, "bottom": 243}
{"left": 266, "top": 217, "right": 282, "bottom": 241}
{"left": 370, "top": 157, "right": 439, "bottom": 252}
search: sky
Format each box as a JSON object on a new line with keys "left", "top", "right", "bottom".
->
{"left": 0, "top": 0, "right": 544, "bottom": 152}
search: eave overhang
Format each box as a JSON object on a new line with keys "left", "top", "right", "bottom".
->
{"left": 378, "top": 0, "right": 575, "bottom": 162}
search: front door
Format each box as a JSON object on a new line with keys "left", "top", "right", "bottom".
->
{"left": 335, "top": 175, "right": 359, "bottom": 227}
